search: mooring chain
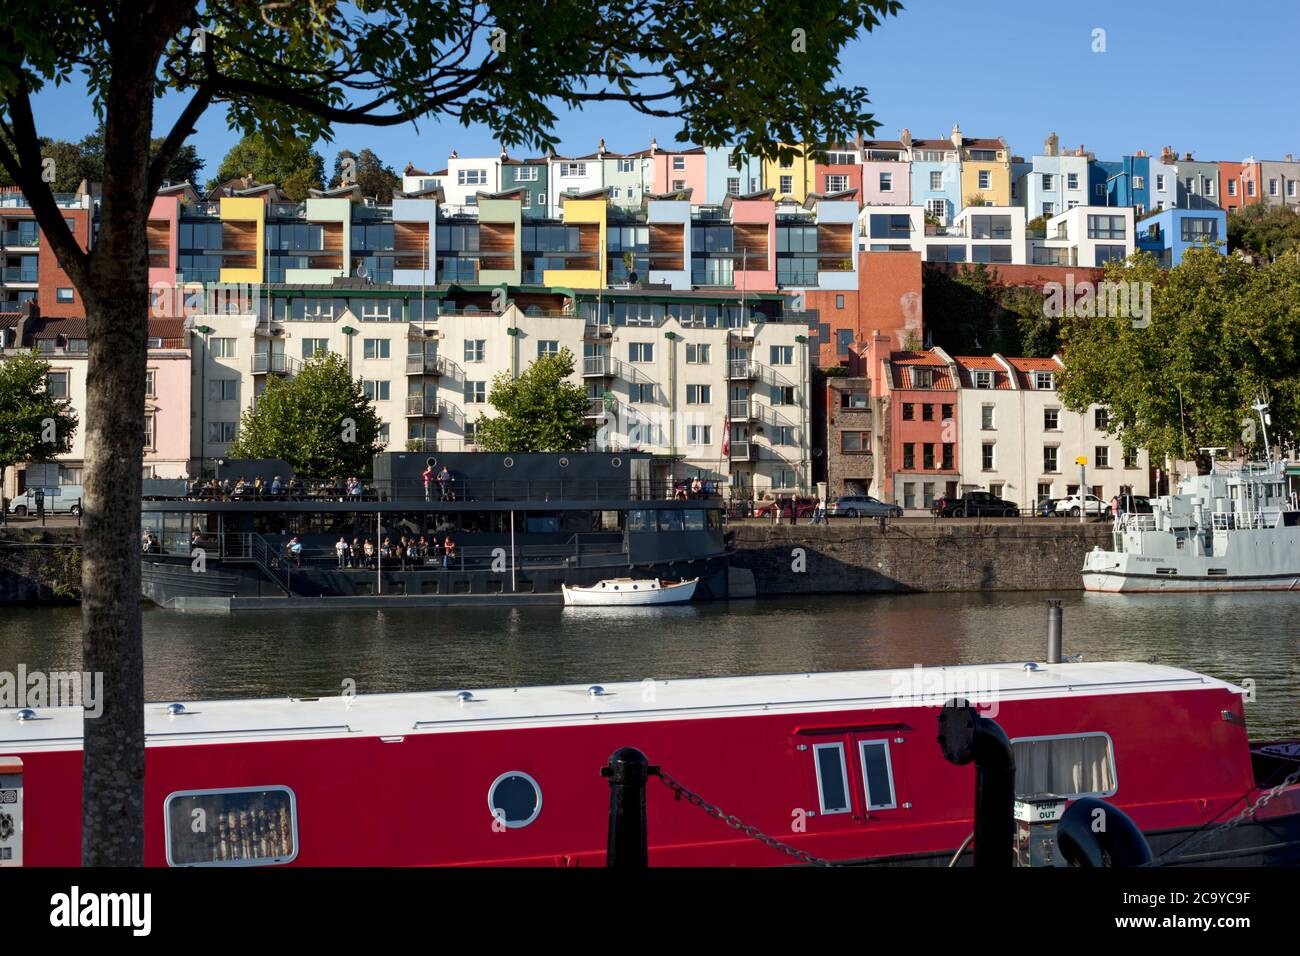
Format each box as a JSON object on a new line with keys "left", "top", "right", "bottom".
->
{"left": 1149, "top": 765, "right": 1300, "bottom": 867}
{"left": 653, "top": 768, "right": 836, "bottom": 867}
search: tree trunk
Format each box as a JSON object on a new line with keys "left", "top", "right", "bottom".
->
{"left": 79, "top": 56, "right": 156, "bottom": 867}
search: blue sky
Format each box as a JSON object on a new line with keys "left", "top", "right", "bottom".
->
{"left": 26, "top": 0, "right": 1300, "bottom": 182}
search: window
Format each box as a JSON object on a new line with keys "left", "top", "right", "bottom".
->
{"left": 629, "top": 382, "right": 655, "bottom": 403}
{"left": 840, "top": 431, "right": 871, "bottom": 453}
{"left": 1012, "top": 734, "right": 1116, "bottom": 799}
{"left": 686, "top": 425, "right": 711, "bottom": 446}
{"left": 362, "top": 380, "right": 390, "bottom": 402}
{"left": 1181, "top": 217, "right": 1218, "bottom": 242}
{"left": 826, "top": 175, "right": 849, "bottom": 193}
{"left": 971, "top": 245, "right": 1012, "bottom": 264}
{"left": 165, "top": 787, "right": 297, "bottom": 867}
{"left": 978, "top": 170, "right": 991, "bottom": 190}
{"left": 902, "top": 443, "right": 915, "bottom": 469}
{"left": 559, "top": 162, "right": 587, "bottom": 178}
{"left": 771, "top": 385, "right": 796, "bottom": 406}
{"left": 536, "top": 340, "right": 559, "bottom": 358}
{"left": 1067, "top": 173, "right": 1079, "bottom": 190}
{"left": 209, "top": 379, "right": 238, "bottom": 401}
{"left": 671, "top": 156, "right": 686, "bottom": 171}
{"left": 973, "top": 370, "right": 993, "bottom": 390}
{"left": 210, "top": 337, "right": 236, "bottom": 358}
{"left": 140, "top": 369, "right": 156, "bottom": 397}
{"left": 1269, "top": 178, "right": 1280, "bottom": 197}
{"left": 901, "top": 403, "right": 914, "bottom": 421}
{"left": 922, "top": 444, "right": 935, "bottom": 469}
{"left": 1123, "top": 447, "right": 1139, "bottom": 469}
{"left": 1037, "top": 483, "right": 1053, "bottom": 504}
{"left": 1095, "top": 446, "right": 1110, "bottom": 468}
{"left": 773, "top": 425, "right": 796, "bottom": 446}
{"left": 515, "top": 167, "right": 539, "bottom": 182}
{"left": 1043, "top": 408, "right": 1059, "bottom": 430}
{"left": 46, "top": 370, "right": 69, "bottom": 398}
{"left": 1035, "top": 371, "right": 1055, "bottom": 390}
{"left": 464, "top": 339, "right": 485, "bottom": 363}
{"left": 840, "top": 389, "right": 870, "bottom": 409}
{"left": 726, "top": 176, "right": 741, "bottom": 196}
{"left": 1228, "top": 180, "right": 1237, "bottom": 196}
{"left": 464, "top": 381, "right": 486, "bottom": 404}
{"left": 779, "top": 175, "right": 793, "bottom": 194}
{"left": 769, "top": 345, "right": 793, "bottom": 365}
{"left": 1094, "top": 408, "right": 1109, "bottom": 430}
{"left": 903, "top": 481, "right": 915, "bottom": 508}
{"left": 302, "top": 338, "right": 329, "bottom": 359}
{"left": 981, "top": 405, "right": 994, "bottom": 429}
{"left": 685, "top": 343, "right": 710, "bottom": 364}
{"left": 1132, "top": 175, "right": 1144, "bottom": 190}
{"left": 813, "top": 743, "right": 850, "bottom": 814}
{"left": 686, "top": 384, "right": 711, "bottom": 405}
{"left": 1087, "top": 214, "right": 1126, "bottom": 240}
{"left": 488, "top": 772, "right": 542, "bottom": 829}
{"left": 1155, "top": 174, "right": 1165, "bottom": 192}
{"left": 671, "top": 180, "right": 685, "bottom": 191}
{"left": 929, "top": 171, "right": 943, "bottom": 191}
{"left": 835, "top": 295, "right": 846, "bottom": 310}
{"left": 970, "top": 215, "right": 1012, "bottom": 240}
{"left": 456, "top": 168, "right": 488, "bottom": 186}
{"left": 879, "top": 172, "right": 893, "bottom": 192}
{"left": 363, "top": 338, "right": 390, "bottom": 360}
{"left": 1247, "top": 180, "right": 1256, "bottom": 197}
{"left": 941, "top": 442, "right": 954, "bottom": 470}
{"left": 629, "top": 342, "right": 654, "bottom": 363}
{"left": 207, "top": 421, "right": 237, "bottom": 443}
{"left": 921, "top": 403, "right": 934, "bottom": 421}
{"left": 859, "top": 741, "right": 897, "bottom": 810}
{"left": 1289, "top": 181, "right": 1297, "bottom": 198}
{"left": 982, "top": 442, "right": 995, "bottom": 471}
{"left": 1043, "top": 446, "right": 1059, "bottom": 473}
{"left": 926, "top": 199, "right": 947, "bottom": 223}
{"left": 56, "top": 288, "right": 74, "bottom": 303}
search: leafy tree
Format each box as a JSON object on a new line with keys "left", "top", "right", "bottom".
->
{"left": 209, "top": 132, "right": 324, "bottom": 199}
{"left": 1057, "top": 248, "right": 1300, "bottom": 471}
{"left": 0, "top": 0, "right": 900, "bottom": 865}
{"left": 0, "top": 351, "right": 78, "bottom": 483}
{"left": 228, "top": 352, "right": 383, "bottom": 477}
{"left": 475, "top": 350, "right": 596, "bottom": 452}
{"left": 1228, "top": 204, "right": 1300, "bottom": 261}
{"left": 329, "top": 148, "right": 400, "bottom": 202}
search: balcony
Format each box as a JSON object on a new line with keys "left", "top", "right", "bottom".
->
{"left": 727, "top": 441, "right": 759, "bottom": 461}
{"left": 583, "top": 355, "right": 617, "bottom": 377}
{"left": 726, "top": 359, "right": 757, "bottom": 380}
{"left": 405, "top": 395, "right": 442, "bottom": 418}
{"left": 729, "top": 399, "right": 756, "bottom": 421}
{"left": 584, "top": 322, "right": 614, "bottom": 340}
{"left": 3, "top": 267, "right": 38, "bottom": 283}
{"left": 585, "top": 398, "right": 612, "bottom": 419}
{"left": 405, "top": 354, "right": 445, "bottom": 376}
{"left": 1, "top": 232, "right": 38, "bottom": 248}
{"left": 251, "top": 352, "right": 301, "bottom": 376}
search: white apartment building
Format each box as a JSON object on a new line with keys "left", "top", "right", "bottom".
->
{"left": 188, "top": 295, "right": 812, "bottom": 496}
{"left": 951, "top": 354, "right": 1149, "bottom": 508}
{"left": 858, "top": 205, "right": 1028, "bottom": 265}
{"left": 1032, "top": 205, "right": 1135, "bottom": 268}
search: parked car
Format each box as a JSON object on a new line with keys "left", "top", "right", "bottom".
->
{"left": 1117, "top": 494, "right": 1154, "bottom": 515}
{"left": 827, "top": 495, "right": 903, "bottom": 518}
{"left": 1054, "top": 494, "right": 1111, "bottom": 518}
{"left": 7, "top": 484, "right": 84, "bottom": 516}
{"left": 1036, "top": 498, "right": 1062, "bottom": 517}
{"left": 933, "top": 492, "right": 1019, "bottom": 518}
{"left": 753, "top": 497, "right": 817, "bottom": 520}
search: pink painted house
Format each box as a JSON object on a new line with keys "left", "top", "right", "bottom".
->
{"left": 650, "top": 145, "right": 708, "bottom": 202}
{"left": 859, "top": 140, "right": 911, "bottom": 206}
{"left": 723, "top": 194, "right": 777, "bottom": 291}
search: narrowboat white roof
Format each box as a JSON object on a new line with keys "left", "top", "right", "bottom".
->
{"left": 0, "top": 661, "right": 1240, "bottom": 752}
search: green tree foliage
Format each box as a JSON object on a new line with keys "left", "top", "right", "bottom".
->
{"left": 228, "top": 352, "right": 383, "bottom": 476}
{"left": 1057, "top": 248, "right": 1300, "bottom": 467}
{"left": 210, "top": 132, "right": 324, "bottom": 199}
{"left": 0, "top": 123, "right": 204, "bottom": 190}
{"left": 922, "top": 264, "right": 1064, "bottom": 358}
{"left": 475, "top": 349, "right": 596, "bottom": 452}
{"left": 0, "top": 351, "right": 78, "bottom": 474}
{"left": 330, "top": 148, "right": 400, "bottom": 202}
{"left": 1228, "top": 204, "right": 1300, "bottom": 261}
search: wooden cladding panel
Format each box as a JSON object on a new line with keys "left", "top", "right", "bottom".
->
{"left": 322, "top": 222, "right": 344, "bottom": 252}
{"left": 147, "top": 220, "right": 171, "bottom": 268}
{"left": 735, "top": 223, "right": 769, "bottom": 264}
{"left": 649, "top": 223, "right": 684, "bottom": 270}
{"left": 817, "top": 223, "right": 853, "bottom": 256}
{"left": 577, "top": 223, "right": 601, "bottom": 254}
{"left": 394, "top": 221, "right": 429, "bottom": 254}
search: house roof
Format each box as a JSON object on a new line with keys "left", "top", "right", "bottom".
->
{"left": 1005, "top": 356, "right": 1063, "bottom": 389}
{"left": 952, "top": 355, "right": 1014, "bottom": 390}
{"left": 888, "top": 350, "right": 957, "bottom": 390}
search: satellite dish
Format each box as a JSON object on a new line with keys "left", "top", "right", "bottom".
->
{"left": 355, "top": 261, "right": 369, "bottom": 281}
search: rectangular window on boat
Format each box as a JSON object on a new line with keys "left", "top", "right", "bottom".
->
{"left": 813, "top": 743, "right": 851, "bottom": 814}
{"left": 1012, "top": 733, "right": 1116, "bottom": 799}
{"left": 164, "top": 786, "right": 297, "bottom": 867}
{"left": 658, "top": 510, "right": 685, "bottom": 531}
{"left": 627, "top": 509, "right": 652, "bottom": 531}
{"left": 859, "top": 741, "right": 897, "bottom": 810}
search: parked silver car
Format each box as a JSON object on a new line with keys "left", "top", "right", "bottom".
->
{"left": 828, "top": 495, "right": 903, "bottom": 518}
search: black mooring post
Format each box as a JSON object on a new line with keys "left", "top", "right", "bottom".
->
{"left": 937, "top": 698, "right": 1016, "bottom": 868}
{"left": 602, "top": 747, "right": 654, "bottom": 867}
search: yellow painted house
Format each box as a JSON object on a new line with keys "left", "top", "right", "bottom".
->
{"left": 217, "top": 197, "right": 265, "bottom": 284}
{"left": 762, "top": 145, "right": 817, "bottom": 203}
{"left": 956, "top": 131, "right": 1012, "bottom": 207}
{"left": 542, "top": 198, "right": 607, "bottom": 288}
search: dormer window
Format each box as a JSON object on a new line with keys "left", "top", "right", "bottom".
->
{"left": 912, "top": 367, "right": 933, "bottom": 388}
{"left": 1035, "top": 371, "right": 1055, "bottom": 390}
{"left": 973, "top": 370, "right": 993, "bottom": 389}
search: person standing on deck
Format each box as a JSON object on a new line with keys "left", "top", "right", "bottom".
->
{"left": 443, "top": 535, "right": 456, "bottom": 569}
{"left": 423, "top": 464, "right": 434, "bottom": 501}
{"left": 336, "top": 535, "right": 349, "bottom": 569}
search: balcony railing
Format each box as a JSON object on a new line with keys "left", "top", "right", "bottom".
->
{"left": 405, "top": 354, "right": 445, "bottom": 375}
{"left": 405, "top": 395, "right": 442, "bottom": 418}
{"left": 3, "top": 268, "right": 38, "bottom": 282}
{"left": 251, "top": 352, "right": 301, "bottom": 375}
{"left": 585, "top": 398, "right": 612, "bottom": 418}
{"left": 727, "top": 441, "right": 758, "bottom": 461}
{"left": 726, "top": 359, "right": 757, "bottom": 380}
{"left": 1, "top": 232, "right": 38, "bottom": 247}
{"left": 583, "top": 355, "right": 617, "bottom": 377}
{"left": 729, "top": 399, "right": 754, "bottom": 420}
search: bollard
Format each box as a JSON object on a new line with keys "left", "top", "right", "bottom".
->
{"left": 937, "top": 699, "right": 1016, "bottom": 868}
{"left": 1046, "top": 599, "right": 1063, "bottom": 664}
{"left": 1056, "top": 797, "right": 1152, "bottom": 867}
{"left": 602, "top": 747, "right": 655, "bottom": 867}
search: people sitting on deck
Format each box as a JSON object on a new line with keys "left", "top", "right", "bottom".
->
{"left": 233, "top": 477, "right": 249, "bottom": 497}
{"left": 691, "top": 477, "right": 703, "bottom": 498}
{"left": 288, "top": 477, "right": 303, "bottom": 499}
{"left": 347, "top": 476, "right": 363, "bottom": 500}
{"left": 417, "top": 535, "right": 429, "bottom": 561}
{"left": 287, "top": 536, "right": 303, "bottom": 568}
{"left": 442, "top": 535, "right": 456, "bottom": 569}
{"left": 336, "top": 535, "right": 349, "bottom": 569}
{"left": 363, "top": 539, "right": 376, "bottom": 569}
{"left": 141, "top": 530, "right": 156, "bottom": 553}
{"left": 406, "top": 538, "right": 420, "bottom": 566}
{"left": 270, "top": 475, "right": 284, "bottom": 496}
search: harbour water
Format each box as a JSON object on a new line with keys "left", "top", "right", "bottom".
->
{"left": 1, "top": 590, "right": 1296, "bottom": 737}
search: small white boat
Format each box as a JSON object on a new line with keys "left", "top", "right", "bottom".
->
{"left": 561, "top": 577, "right": 698, "bottom": 606}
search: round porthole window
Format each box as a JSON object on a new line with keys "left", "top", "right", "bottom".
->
{"left": 488, "top": 771, "right": 542, "bottom": 828}
{"left": 559, "top": 457, "right": 570, "bottom": 467}
{"left": 611, "top": 456, "right": 622, "bottom": 468}
{"left": 503, "top": 456, "right": 514, "bottom": 468}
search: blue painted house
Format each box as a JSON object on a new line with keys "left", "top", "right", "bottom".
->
{"left": 1135, "top": 208, "right": 1226, "bottom": 267}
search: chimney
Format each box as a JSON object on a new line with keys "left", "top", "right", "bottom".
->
{"left": 649, "top": 137, "right": 659, "bottom": 154}
{"left": 1135, "top": 149, "right": 1147, "bottom": 158}
{"left": 854, "top": 131, "right": 864, "bottom": 151}
{"left": 1287, "top": 154, "right": 1294, "bottom": 163}
{"left": 1161, "top": 146, "right": 1176, "bottom": 165}
{"left": 598, "top": 138, "right": 606, "bottom": 156}
{"left": 1044, "top": 132, "right": 1059, "bottom": 157}
{"left": 1183, "top": 151, "right": 1193, "bottom": 161}
{"left": 950, "top": 123, "right": 963, "bottom": 148}
{"left": 449, "top": 148, "right": 458, "bottom": 159}
{"left": 900, "top": 127, "right": 913, "bottom": 149}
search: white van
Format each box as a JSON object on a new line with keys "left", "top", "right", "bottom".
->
{"left": 7, "top": 485, "right": 84, "bottom": 516}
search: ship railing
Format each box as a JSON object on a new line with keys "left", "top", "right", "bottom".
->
{"left": 1123, "top": 514, "right": 1157, "bottom": 531}
{"left": 1210, "top": 511, "right": 1278, "bottom": 530}
{"left": 150, "top": 478, "right": 729, "bottom": 504}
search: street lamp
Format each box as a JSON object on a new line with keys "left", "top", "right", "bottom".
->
{"left": 340, "top": 325, "right": 359, "bottom": 373}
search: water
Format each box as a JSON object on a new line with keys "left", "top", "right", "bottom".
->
{"left": 1, "top": 591, "right": 1297, "bottom": 737}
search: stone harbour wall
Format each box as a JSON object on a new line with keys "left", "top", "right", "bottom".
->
{"left": 0, "top": 527, "right": 82, "bottom": 604}
{"left": 727, "top": 521, "right": 1112, "bottom": 594}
